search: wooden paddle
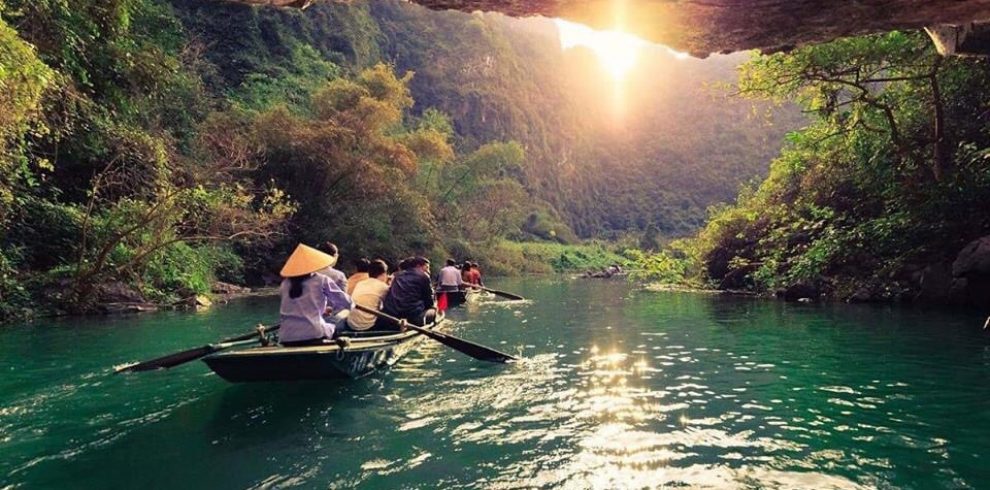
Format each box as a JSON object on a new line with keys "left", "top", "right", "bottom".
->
{"left": 467, "top": 285, "right": 524, "bottom": 301}
{"left": 355, "top": 305, "right": 518, "bottom": 363}
{"left": 115, "top": 324, "right": 279, "bottom": 373}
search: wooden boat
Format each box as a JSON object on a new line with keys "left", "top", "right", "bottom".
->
{"left": 202, "top": 313, "right": 446, "bottom": 382}
{"left": 437, "top": 288, "right": 472, "bottom": 307}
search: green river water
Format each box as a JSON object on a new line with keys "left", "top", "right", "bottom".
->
{"left": 2, "top": 277, "right": 989, "bottom": 489}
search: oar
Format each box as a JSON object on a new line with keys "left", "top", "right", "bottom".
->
{"left": 355, "top": 305, "right": 518, "bottom": 363}
{"left": 115, "top": 324, "right": 279, "bottom": 373}
{"left": 467, "top": 285, "right": 524, "bottom": 301}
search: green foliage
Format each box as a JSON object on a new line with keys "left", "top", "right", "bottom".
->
{"left": 232, "top": 43, "right": 340, "bottom": 111}
{"left": 0, "top": 12, "right": 53, "bottom": 137}
{"left": 687, "top": 31, "right": 990, "bottom": 298}
{"left": 625, "top": 249, "right": 690, "bottom": 284}
{"left": 497, "top": 241, "right": 626, "bottom": 274}
{"left": 142, "top": 243, "right": 242, "bottom": 301}
{"left": 0, "top": 13, "right": 56, "bottom": 219}
{"left": 0, "top": 247, "right": 32, "bottom": 319}
{"left": 246, "top": 64, "right": 438, "bottom": 260}
{"left": 0, "top": 0, "right": 306, "bottom": 317}
{"left": 140, "top": 242, "right": 211, "bottom": 301}
{"left": 639, "top": 223, "right": 660, "bottom": 251}
{"left": 425, "top": 141, "right": 535, "bottom": 244}
{"left": 520, "top": 209, "right": 579, "bottom": 244}
{"left": 5, "top": 198, "right": 83, "bottom": 270}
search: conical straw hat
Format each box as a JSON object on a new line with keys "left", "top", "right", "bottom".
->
{"left": 280, "top": 244, "right": 338, "bottom": 278}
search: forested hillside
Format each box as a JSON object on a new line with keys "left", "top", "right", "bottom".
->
{"left": 171, "top": 0, "right": 799, "bottom": 238}
{"left": 374, "top": 2, "right": 802, "bottom": 237}
{"left": 0, "top": 0, "right": 797, "bottom": 318}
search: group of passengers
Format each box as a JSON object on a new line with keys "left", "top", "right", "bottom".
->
{"left": 436, "top": 259, "right": 484, "bottom": 292}
{"left": 277, "top": 243, "right": 482, "bottom": 346}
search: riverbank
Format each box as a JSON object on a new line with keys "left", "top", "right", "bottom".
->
{"left": 1, "top": 238, "right": 623, "bottom": 323}
{"left": 12, "top": 282, "right": 279, "bottom": 322}
{"left": 642, "top": 282, "right": 757, "bottom": 297}
{"left": 97, "top": 284, "right": 279, "bottom": 315}
{"left": 621, "top": 233, "right": 990, "bottom": 309}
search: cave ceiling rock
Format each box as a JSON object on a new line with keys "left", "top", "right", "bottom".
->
{"left": 232, "top": 0, "right": 990, "bottom": 57}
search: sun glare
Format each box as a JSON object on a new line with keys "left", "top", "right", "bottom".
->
{"left": 555, "top": 19, "right": 691, "bottom": 80}
{"left": 554, "top": 18, "right": 690, "bottom": 124}
{"left": 555, "top": 19, "right": 647, "bottom": 81}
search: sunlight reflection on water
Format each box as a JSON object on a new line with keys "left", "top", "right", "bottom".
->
{"left": 377, "top": 337, "right": 880, "bottom": 489}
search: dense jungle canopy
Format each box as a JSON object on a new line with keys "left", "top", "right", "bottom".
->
{"left": 2, "top": 0, "right": 988, "bottom": 319}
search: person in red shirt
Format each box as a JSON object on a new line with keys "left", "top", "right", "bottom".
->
{"left": 466, "top": 262, "right": 483, "bottom": 287}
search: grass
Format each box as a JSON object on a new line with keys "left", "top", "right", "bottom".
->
{"left": 483, "top": 240, "right": 627, "bottom": 276}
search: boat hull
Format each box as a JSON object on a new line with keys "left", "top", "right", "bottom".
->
{"left": 203, "top": 315, "right": 445, "bottom": 382}
{"left": 437, "top": 288, "right": 480, "bottom": 307}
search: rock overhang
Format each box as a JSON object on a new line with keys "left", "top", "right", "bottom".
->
{"left": 232, "top": 0, "right": 990, "bottom": 57}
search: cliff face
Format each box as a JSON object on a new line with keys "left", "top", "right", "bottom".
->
{"left": 236, "top": 0, "right": 990, "bottom": 56}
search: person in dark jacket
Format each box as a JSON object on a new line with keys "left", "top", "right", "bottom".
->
{"left": 376, "top": 256, "right": 436, "bottom": 329}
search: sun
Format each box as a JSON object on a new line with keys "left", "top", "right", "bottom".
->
{"left": 555, "top": 19, "right": 647, "bottom": 81}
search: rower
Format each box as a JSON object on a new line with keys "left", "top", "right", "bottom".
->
{"left": 437, "top": 258, "right": 463, "bottom": 293}
{"left": 278, "top": 244, "right": 352, "bottom": 346}
{"left": 376, "top": 257, "right": 436, "bottom": 330}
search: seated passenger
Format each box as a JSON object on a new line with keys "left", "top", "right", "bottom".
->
{"left": 318, "top": 241, "right": 348, "bottom": 291}
{"left": 346, "top": 257, "right": 371, "bottom": 295}
{"left": 377, "top": 256, "right": 436, "bottom": 329}
{"left": 278, "top": 244, "right": 352, "bottom": 346}
{"left": 465, "top": 261, "right": 483, "bottom": 287}
{"left": 346, "top": 259, "right": 390, "bottom": 332}
{"left": 475, "top": 262, "right": 485, "bottom": 286}
{"left": 437, "top": 258, "right": 463, "bottom": 293}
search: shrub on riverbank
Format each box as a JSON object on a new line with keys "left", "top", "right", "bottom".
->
{"left": 624, "top": 248, "right": 695, "bottom": 286}
{"left": 488, "top": 241, "right": 627, "bottom": 275}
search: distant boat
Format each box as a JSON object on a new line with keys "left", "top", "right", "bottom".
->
{"left": 203, "top": 312, "right": 446, "bottom": 382}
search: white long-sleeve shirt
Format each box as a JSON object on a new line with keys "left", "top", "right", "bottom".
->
{"left": 438, "top": 265, "right": 463, "bottom": 287}
{"left": 279, "top": 273, "right": 352, "bottom": 343}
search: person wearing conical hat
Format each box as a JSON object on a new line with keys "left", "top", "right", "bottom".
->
{"left": 278, "top": 244, "right": 352, "bottom": 346}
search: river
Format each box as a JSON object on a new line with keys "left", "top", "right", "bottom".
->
{"left": 2, "top": 277, "right": 989, "bottom": 489}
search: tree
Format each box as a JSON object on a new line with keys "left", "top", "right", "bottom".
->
{"left": 69, "top": 127, "right": 293, "bottom": 308}
{"left": 249, "top": 64, "right": 454, "bottom": 258}
{"left": 639, "top": 223, "right": 660, "bottom": 251}
{"left": 688, "top": 30, "right": 990, "bottom": 299}
{"left": 736, "top": 31, "right": 954, "bottom": 182}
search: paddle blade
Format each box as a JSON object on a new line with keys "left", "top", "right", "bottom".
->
{"left": 437, "top": 292, "right": 448, "bottom": 312}
{"left": 485, "top": 288, "right": 525, "bottom": 301}
{"left": 409, "top": 325, "right": 518, "bottom": 363}
{"left": 115, "top": 345, "right": 215, "bottom": 373}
